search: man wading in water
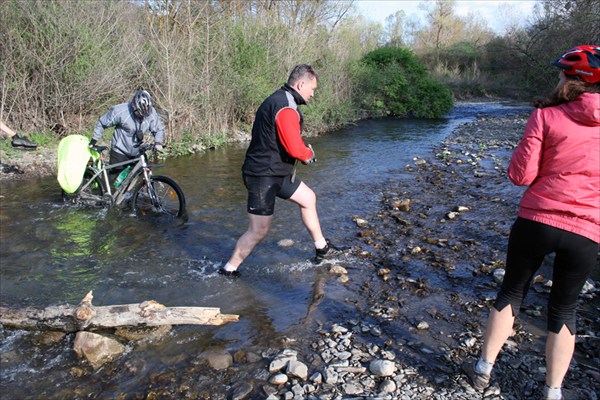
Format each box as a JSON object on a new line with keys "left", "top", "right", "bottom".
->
{"left": 220, "top": 64, "right": 344, "bottom": 277}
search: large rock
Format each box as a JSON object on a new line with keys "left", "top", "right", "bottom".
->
{"left": 287, "top": 359, "right": 308, "bottom": 380}
{"left": 269, "top": 349, "right": 297, "bottom": 373}
{"left": 73, "top": 331, "right": 126, "bottom": 370}
{"left": 199, "top": 348, "right": 233, "bottom": 370}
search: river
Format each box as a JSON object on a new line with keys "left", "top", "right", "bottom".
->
{"left": 0, "top": 101, "right": 533, "bottom": 398}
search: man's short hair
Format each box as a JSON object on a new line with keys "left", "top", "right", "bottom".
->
{"left": 287, "top": 64, "right": 318, "bottom": 85}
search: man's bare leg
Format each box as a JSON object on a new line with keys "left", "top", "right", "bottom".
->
{"left": 288, "top": 181, "right": 325, "bottom": 243}
{"left": 226, "top": 213, "right": 272, "bottom": 269}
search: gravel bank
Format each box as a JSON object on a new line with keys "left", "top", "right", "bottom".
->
{"left": 231, "top": 112, "right": 599, "bottom": 400}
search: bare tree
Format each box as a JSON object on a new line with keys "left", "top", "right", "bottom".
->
{"left": 383, "top": 10, "right": 407, "bottom": 47}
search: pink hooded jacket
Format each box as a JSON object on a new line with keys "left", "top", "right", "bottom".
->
{"left": 508, "top": 92, "right": 600, "bottom": 243}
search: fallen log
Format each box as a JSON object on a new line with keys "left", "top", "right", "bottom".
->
{"left": 0, "top": 291, "right": 239, "bottom": 332}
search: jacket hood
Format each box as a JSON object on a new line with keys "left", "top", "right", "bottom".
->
{"left": 560, "top": 92, "right": 600, "bottom": 126}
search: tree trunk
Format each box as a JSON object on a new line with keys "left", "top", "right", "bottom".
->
{"left": 0, "top": 291, "right": 238, "bottom": 333}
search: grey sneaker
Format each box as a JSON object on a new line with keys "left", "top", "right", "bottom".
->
{"left": 542, "top": 385, "right": 564, "bottom": 400}
{"left": 314, "top": 239, "right": 345, "bottom": 262}
{"left": 462, "top": 359, "right": 491, "bottom": 391}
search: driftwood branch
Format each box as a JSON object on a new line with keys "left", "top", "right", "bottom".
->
{"left": 0, "top": 291, "right": 239, "bottom": 332}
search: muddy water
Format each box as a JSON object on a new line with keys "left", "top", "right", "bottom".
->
{"left": 0, "top": 102, "right": 532, "bottom": 398}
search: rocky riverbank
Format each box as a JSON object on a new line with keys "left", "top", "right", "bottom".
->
{"left": 207, "top": 113, "right": 598, "bottom": 400}
{"left": 208, "top": 112, "right": 598, "bottom": 400}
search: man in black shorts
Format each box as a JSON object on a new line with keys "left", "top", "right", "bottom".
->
{"left": 220, "top": 64, "right": 343, "bottom": 276}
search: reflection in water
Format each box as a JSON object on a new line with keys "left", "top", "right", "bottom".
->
{"left": 301, "top": 270, "right": 327, "bottom": 324}
{"left": 51, "top": 210, "right": 104, "bottom": 258}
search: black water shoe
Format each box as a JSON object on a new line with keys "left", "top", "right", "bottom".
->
{"left": 218, "top": 267, "right": 241, "bottom": 278}
{"left": 11, "top": 134, "right": 38, "bottom": 149}
{"left": 314, "top": 239, "right": 345, "bottom": 263}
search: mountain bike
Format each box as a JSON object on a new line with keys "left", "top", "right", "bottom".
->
{"left": 62, "top": 143, "right": 186, "bottom": 219}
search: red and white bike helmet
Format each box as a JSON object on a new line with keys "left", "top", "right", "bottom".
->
{"left": 551, "top": 45, "right": 600, "bottom": 83}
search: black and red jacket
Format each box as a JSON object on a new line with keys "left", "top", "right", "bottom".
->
{"left": 242, "top": 83, "right": 313, "bottom": 177}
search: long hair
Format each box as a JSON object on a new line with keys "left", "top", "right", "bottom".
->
{"left": 533, "top": 76, "right": 600, "bottom": 108}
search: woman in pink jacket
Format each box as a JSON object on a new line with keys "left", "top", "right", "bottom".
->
{"left": 463, "top": 45, "right": 600, "bottom": 400}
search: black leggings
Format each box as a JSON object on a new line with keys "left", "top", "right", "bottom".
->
{"left": 494, "top": 217, "right": 598, "bottom": 334}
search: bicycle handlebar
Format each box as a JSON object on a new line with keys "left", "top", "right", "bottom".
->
{"left": 138, "top": 143, "right": 155, "bottom": 153}
{"left": 90, "top": 143, "right": 156, "bottom": 154}
{"left": 90, "top": 144, "right": 108, "bottom": 153}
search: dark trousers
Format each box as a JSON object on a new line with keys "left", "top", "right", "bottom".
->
{"left": 109, "top": 149, "right": 134, "bottom": 176}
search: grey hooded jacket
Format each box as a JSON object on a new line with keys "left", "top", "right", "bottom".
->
{"left": 93, "top": 102, "right": 164, "bottom": 157}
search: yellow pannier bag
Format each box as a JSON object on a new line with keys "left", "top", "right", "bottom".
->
{"left": 57, "top": 135, "right": 100, "bottom": 194}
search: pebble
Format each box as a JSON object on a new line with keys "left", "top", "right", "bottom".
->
{"left": 277, "top": 238, "right": 295, "bottom": 247}
{"left": 379, "top": 379, "right": 396, "bottom": 393}
{"left": 354, "top": 218, "right": 369, "bottom": 227}
{"left": 416, "top": 321, "right": 429, "bottom": 330}
{"left": 269, "top": 373, "right": 288, "bottom": 385}
{"left": 329, "top": 265, "right": 348, "bottom": 275}
{"left": 493, "top": 268, "right": 505, "bottom": 284}
{"left": 369, "top": 360, "right": 397, "bottom": 377}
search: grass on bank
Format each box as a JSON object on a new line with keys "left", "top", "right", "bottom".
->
{"left": 0, "top": 131, "right": 60, "bottom": 160}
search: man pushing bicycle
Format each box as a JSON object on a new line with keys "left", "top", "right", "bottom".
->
{"left": 90, "top": 89, "right": 164, "bottom": 175}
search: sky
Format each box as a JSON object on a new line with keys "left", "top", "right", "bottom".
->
{"left": 353, "top": 0, "right": 537, "bottom": 33}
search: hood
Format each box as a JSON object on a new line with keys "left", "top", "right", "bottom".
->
{"left": 560, "top": 92, "right": 600, "bottom": 126}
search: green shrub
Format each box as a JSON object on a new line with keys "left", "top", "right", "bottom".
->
{"left": 355, "top": 47, "right": 453, "bottom": 118}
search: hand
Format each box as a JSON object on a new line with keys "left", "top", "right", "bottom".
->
{"left": 302, "top": 144, "right": 317, "bottom": 165}
{"left": 154, "top": 143, "right": 163, "bottom": 152}
{"left": 89, "top": 138, "right": 97, "bottom": 148}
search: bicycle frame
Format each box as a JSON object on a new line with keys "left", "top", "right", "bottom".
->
{"left": 80, "top": 144, "right": 159, "bottom": 206}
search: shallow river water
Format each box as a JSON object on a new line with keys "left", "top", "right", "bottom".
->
{"left": 0, "top": 102, "right": 533, "bottom": 397}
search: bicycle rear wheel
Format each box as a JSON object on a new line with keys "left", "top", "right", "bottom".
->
{"left": 62, "top": 167, "right": 106, "bottom": 208}
{"left": 131, "top": 175, "right": 186, "bottom": 218}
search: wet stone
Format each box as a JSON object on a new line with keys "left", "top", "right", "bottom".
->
{"left": 493, "top": 268, "right": 505, "bottom": 284}
{"left": 230, "top": 382, "right": 253, "bottom": 400}
{"left": 329, "top": 264, "right": 348, "bottom": 275}
{"left": 198, "top": 348, "right": 233, "bottom": 371}
{"left": 277, "top": 239, "right": 294, "bottom": 247}
{"left": 416, "top": 321, "right": 429, "bottom": 330}
{"left": 262, "top": 385, "right": 278, "bottom": 397}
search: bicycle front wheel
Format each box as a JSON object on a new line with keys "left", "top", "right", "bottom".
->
{"left": 132, "top": 175, "right": 186, "bottom": 218}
